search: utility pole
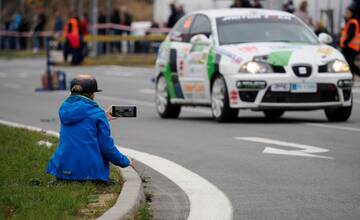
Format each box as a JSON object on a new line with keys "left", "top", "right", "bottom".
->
{"left": 105, "top": 0, "right": 111, "bottom": 53}
{"left": 91, "top": 0, "right": 98, "bottom": 57}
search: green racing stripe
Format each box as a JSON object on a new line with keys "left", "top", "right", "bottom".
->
{"left": 267, "top": 51, "right": 293, "bottom": 66}
{"left": 164, "top": 63, "right": 177, "bottom": 99}
{"left": 207, "top": 47, "right": 216, "bottom": 80}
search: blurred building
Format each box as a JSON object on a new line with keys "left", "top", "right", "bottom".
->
{"left": 153, "top": 0, "right": 352, "bottom": 34}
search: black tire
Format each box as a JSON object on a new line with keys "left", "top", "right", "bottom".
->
{"left": 325, "top": 105, "right": 352, "bottom": 122}
{"left": 263, "top": 110, "right": 285, "bottom": 119}
{"left": 155, "top": 75, "right": 181, "bottom": 118}
{"left": 211, "top": 75, "right": 239, "bottom": 122}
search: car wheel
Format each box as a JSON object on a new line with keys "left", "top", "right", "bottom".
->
{"left": 211, "top": 75, "right": 238, "bottom": 122}
{"left": 263, "top": 110, "right": 285, "bottom": 119}
{"left": 155, "top": 75, "right": 181, "bottom": 118}
{"left": 324, "top": 105, "right": 352, "bottom": 122}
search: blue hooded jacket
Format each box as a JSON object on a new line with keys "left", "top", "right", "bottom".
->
{"left": 47, "top": 95, "right": 130, "bottom": 181}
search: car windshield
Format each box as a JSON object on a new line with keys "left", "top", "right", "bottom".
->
{"left": 216, "top": 14, "right": 319, "bottom": 45}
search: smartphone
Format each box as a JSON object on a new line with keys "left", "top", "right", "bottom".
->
{"left": 111, "top": 106, "right": 137, "bottom": 117}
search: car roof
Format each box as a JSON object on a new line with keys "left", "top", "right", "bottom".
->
{"left": 191, "top": 8, "right": 294, "bottom": 19}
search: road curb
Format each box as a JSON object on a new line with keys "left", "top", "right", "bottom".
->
{"left": 0, "top": 119, "right": 144, "bottom": 220}
{"left": 97, "top": 166, "right": 144, "bottom": 220}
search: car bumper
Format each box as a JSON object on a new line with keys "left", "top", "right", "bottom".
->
{"left": 224, "top": 73, "right": 353, "bottom": 110}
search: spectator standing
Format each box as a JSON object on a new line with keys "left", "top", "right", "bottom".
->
{"left": 63, "top": 14, "right": 82, "bottom": 65}
{"left": 167, "top": 3, "right": 179, "bottom": 28}
{"left": 294, "top": 1, "right": 313, "bottom": 28}
{"left": 1, "top": 19, "right": 11, "bottom": 49}
{"left": 110, "top": 9, "right": 120, "bottom": 52}
{"left": 97, "top": 10, "right": 106, "bottom": 54}
{"left": 119, "top": 7, "right": 133, "bottom": 53}
{"left": 176, "top": 5, "right": 185, "bottom": 21}
{"left": 9, "top": 13, "right": 21, "bottom": 49}
{"left": 18, "top": 15, "right": 29, "bottom": 50}
{"left": 79, "top": 13, "right": 90, "bottom": 60}
{"left": 340, "top": 4, "right": 360, "bottom": 77}
{"left": 252, "top": 0, "right": 263, "bottom": 8}
{"left": 283, "top": 0, "right": 295, "bottom": 14}
{"left": 230, "top": 0, "right": 252, "bottom": 8}
{"left": 54, "top": 13, "right": 64, "bottom": 36}
{"left": 32, "top": 11, "right": 47, "bottom": 53}
{"left": 314, "top": 20, "right": 329, "bottom": 36}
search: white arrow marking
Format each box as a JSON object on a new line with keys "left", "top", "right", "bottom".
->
{"left": 235, "top": 137, "right": 334, "bottom": 159}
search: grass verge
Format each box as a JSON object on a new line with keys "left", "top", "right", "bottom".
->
{"left": 0, "top": 50, "right": 46, "bottom": 59}
{"left": 0, "top": 124, "right": 123, "bottom": 219}
{"left": 57, "top": 54, "right": 156, "bottom": 67}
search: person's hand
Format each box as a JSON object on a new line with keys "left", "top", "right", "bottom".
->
{"left": 129, "top": 158, "right": 136, "bottom": 170}
{"left": 105, "top": 105, "right": 117, "bottom": 121}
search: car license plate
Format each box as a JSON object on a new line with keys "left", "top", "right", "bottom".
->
{"left": 290, "top": 83, "right": 317, "bottom": 93}
{"left": 271, "top": 83, "right": 290, "bottom": 92}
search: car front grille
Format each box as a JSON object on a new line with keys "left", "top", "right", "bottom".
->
{"left": 262, "top": 83, "right": 339, "bottom": 103}
{"left": 292, "top": 64, "right": 312, "bottom": 77}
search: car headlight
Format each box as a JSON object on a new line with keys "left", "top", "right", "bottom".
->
{"left": 327, "top": 60, "right": 350, "bottom": 73}
{"left": 240, "top": 61, "right": 273, "bottom": 74}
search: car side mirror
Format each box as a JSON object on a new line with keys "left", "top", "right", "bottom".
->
{"left": 318, "top": 33, "right": 333, "bottom": 44}
{"left": 190, "top": 34, "right": 211, "bottom": 45}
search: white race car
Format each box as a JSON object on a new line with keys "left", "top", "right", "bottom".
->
{"left": 155, "top": 9, "right": 353, "bottom": 122}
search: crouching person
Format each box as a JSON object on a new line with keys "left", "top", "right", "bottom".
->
{"left": 47, "top": 74, "right": 131, "bottom": 182}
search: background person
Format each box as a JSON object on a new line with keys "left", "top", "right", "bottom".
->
{"left": 47, "top": 75, "right": 132, "bottom": 182}
{"left": 294, "top": 1, "right": 313, "bottom": 28}
{"left": 283, "top": 0, "right": 295, "bottom": 14}
{"left": 340, "top": 4, "right": 360, "bottom": 77}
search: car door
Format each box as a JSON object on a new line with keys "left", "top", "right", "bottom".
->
{"left": 183, "top": 14, "right": 213, "bottom": 102}
{"left": 166, "top": 15, "right": 194, "bottom": 100}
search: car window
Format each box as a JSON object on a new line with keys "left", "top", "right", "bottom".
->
{"left": 216, "top": 15, "right": 318, "bottom": 45}
{"left": 189, "top": 15, "right": 212, "bottom": 38}
{"left": 169, "top": 15, "right": 194, "bottom": 43}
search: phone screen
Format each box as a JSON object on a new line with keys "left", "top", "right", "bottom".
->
{"left": 111, "top": 106, "right": 137, "bottom": 117}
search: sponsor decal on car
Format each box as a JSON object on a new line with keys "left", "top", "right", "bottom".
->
{"left": 317, "top": 47, "right": 333, "bottom": 57}
{"left": 216, "top": 48, "right": 242, "bottom": 64}
{"left": 238, "top": 46, "right": 259, "bottom": 53}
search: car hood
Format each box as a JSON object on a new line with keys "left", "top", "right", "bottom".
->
{"left": 216, "top": 42, "right": 345, "bottom": 68}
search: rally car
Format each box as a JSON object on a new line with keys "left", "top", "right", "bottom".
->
{"left": 155, "top": 9, "right": 353, "bottom": 122}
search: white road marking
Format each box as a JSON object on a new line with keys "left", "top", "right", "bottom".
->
{"left": 235, "top": 137, "right": 333, "bottom": 159}
{"left": 138, "top": 89, "right": 155, "bottom": 95}
{"left": 122, "top": 148, "right": 233, "bottom": 220}
{"left": 0, "top": 119, "right": 233, "bottom": 220}
{"left": 2, "top": 83, "right": 21, "bottom": 89}
{"left": 306, "top": 123, "right": 360, "bottom": 132}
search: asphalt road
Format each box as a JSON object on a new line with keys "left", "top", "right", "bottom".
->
{"left": 1, "top": 58, "right": 360, "bottom": 220}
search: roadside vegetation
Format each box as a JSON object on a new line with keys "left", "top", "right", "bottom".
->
{"left": 0, "top": 124, "right": 123, "bottom": 219}
{"left": 73, "top": 54, "right": 156, "bottom": 67}
{"left": 134, "top": 176, "right": 153, "bottom": 220}
{"left": 0, "top": 50, "right": 46, "bottom": 59}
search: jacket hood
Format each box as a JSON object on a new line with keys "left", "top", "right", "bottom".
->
{"left": 59, "top": 95, "right": 103, "bottom": 125}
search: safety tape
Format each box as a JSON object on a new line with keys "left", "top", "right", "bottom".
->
{"left": 0, "top": 23, "right": 171, "bottom": 37}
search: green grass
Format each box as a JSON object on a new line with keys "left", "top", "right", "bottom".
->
{"left": 0, "top": 50, "right": 46, "bottom": 59}
{"left": 134, "top": 203, "right": 153, "bottom": 220}
{"left": 56, "top": 54, "right": 156, "bottom": 67}
{"left": 0, "top": 124, "right": 122, "bottom": 220}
